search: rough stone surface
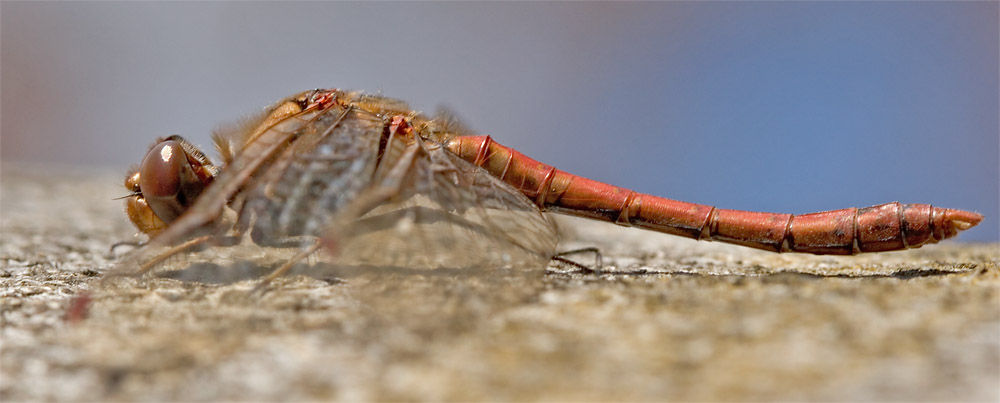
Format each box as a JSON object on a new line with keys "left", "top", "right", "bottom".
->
{"left": 2, "top": 164, "right": 998, "bottom": 401}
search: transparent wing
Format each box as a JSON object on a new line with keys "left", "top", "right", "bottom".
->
{"left": 108, "top": 99, "right": 385, "bottom": 281}
{"left": 239, "top": 107, "right": 385, "bottom": 244}
{"left": 326, "top": 137, "right": 559, "bottom": 272}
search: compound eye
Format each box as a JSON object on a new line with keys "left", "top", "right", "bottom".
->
{"left": 140, "top": 141, "right": 182, "bottom": 198}
{"left": 138, "top": 140, "right": 189, "bottom": 223}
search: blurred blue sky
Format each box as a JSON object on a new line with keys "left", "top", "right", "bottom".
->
{"left": 2, "top": 2, "right": 997, "bottom": 241}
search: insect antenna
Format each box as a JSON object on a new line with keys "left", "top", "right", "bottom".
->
{"left": 111, "top": 193, "right": 138, "bottom": 201}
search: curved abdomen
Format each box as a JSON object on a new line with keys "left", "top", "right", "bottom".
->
{"left": 446, "top": 135, "right": 983, "bottom": 255}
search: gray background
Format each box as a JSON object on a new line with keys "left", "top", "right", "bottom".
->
{"left": 3, "top": 2, "right": 997, "bottom": 241}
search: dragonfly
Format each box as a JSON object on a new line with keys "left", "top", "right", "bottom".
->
{"left": 115, "top": 88, "right": 984, "bottom": 284}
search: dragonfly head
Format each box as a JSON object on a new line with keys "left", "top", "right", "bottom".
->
{"left": 124, "top": 135, "right": 218, "bottom": 236}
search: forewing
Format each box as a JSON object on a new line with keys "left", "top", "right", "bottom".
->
{"left": 327, "top": 139, "right": 558, "bottom": 271}
{"left": 240, "top": 107, "right": 385, "bottom": 245}
{"left": 109, "top": 102, "right": 386, "bottom": 280}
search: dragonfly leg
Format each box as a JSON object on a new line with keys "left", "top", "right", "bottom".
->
{"left": 128, "top": 234, "right": 215, "bottom": 278}
{"left": 109, "top": 240, "right": 145, "bottom": 255}
{"left": 322, "top": 141, "right": 424, "bottom": 252}
{"left": 253, "top": 239, "right": 322, "bottom": 293}
{"left": 552, "top": 255, "right": 596, "bottom": 274}
{"left": 320, "top": 140, "right": 440, "bottom": 263}
{"left": 552, "top": 247, "right": 603, "bottom": 274}
{"left": 123, "top": 232, "right": 245, "bottom": 279}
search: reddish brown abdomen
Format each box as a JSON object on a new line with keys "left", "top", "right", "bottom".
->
{"left": 446, "top": 135, "right": 982, "bottom": 255}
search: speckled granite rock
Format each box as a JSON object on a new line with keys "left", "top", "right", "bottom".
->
{"left": 2, "top": 165, "right": 997, "bottom": 401}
